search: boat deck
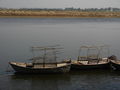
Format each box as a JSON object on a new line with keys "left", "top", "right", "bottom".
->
{"left": 72, "top": 59, "right": 109, "bottom": 65}
{"left": 111, "top": 60, "right": 120, "bottom": 64}
{"left": 33, "top": 63, "right": 68, "bottom": 68}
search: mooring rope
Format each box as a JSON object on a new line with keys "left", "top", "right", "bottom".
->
{"left": 6, "top": 63, "right": 14, "bottom": 72}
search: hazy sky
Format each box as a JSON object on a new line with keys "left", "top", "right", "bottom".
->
{"left": 0, "top": 0, "right": 120, "bottom": 8}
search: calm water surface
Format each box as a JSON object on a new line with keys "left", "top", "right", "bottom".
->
{"left": 0, "top": 18, "right": 120, "bottom": 90}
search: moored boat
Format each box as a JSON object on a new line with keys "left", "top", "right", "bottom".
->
{"left": 71, "top": 45, "right": 110, "bottom": 70}
{"left": 110, "top": 60, "right": 120, "bottom": 70}
{"left": 108, "top": 55, "right": 120, "bottom": 70}
{"left": 9, "top": 45, "right": 71, "bottom": 73}
{"left": 9, "top": 62, "right": 71, "bottom": 73}
{"left": 71, "top": 59, "right": 109, "bottom": 70}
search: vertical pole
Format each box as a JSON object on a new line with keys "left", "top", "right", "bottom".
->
{"left": 78, "top": 48, "right": 81, "bottom": 61}
{"left": 53, "top": 49, "right": 57, "bottom": 67}
{"left": 87, "top": 48, "right": 89, "bottom": 60}
{"left": 87, "top": 48, "right": 90, "bottom": 64}
{"left": 31, "top": 48, "right": 35, "bottom": 64}
{"left": 55, "top": 51, "right": 57, "bottom": 67}
{"left": 107, "top": 46, "right": 110, "bottom": 62}
{"left": 97, "top": 47, "right": 101, "bottom": 59}
{"left": 97, "top": 47, "right": 100, "bottom": 64}
{"left": 43, "top": 48, "right": 46, "bottom": 68}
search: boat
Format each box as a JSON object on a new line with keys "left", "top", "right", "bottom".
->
{"left": 71, "top": 45, "right": 110, "bottom": 70}
{"left": 9, "top": 45, "right": 71, "bottom": 73}
{"left": 108, "top": 55, "right": 120, "bottom": 70}
{"left": 110, "top": 60, "right": 120, "bottom": 70}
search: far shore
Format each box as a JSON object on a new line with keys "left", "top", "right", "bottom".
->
{"left": 0, "top": 10, "right": 120, "bottom": 18}
{"left": 0, "top": 16, "right": 120, "bottom": 18}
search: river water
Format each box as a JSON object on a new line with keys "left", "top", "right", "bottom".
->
{"left": 0, "top": 18, "right": 120, "bottom": 90}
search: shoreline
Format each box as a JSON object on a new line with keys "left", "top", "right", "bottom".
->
{"left": 0, "top": 15, "right": 120, "bottom": 18}
{"left": 0, "top": 10, "right": 120, "bottom": 18}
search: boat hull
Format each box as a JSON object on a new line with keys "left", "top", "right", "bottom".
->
{"left": 71, "top": 63, "right": 110, "bottom": 70}
{"left": 9, "top": 62, "right": 71, "bottom": 73}
{"left": 110, "top": 60, "right": 120, "bottom": 70}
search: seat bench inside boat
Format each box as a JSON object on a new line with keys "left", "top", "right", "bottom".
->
{"left": 25, "top": 62, "right": 69, "bottom": 68}
{"left": 72, "top": 58, "right": 108, "bottom": 65}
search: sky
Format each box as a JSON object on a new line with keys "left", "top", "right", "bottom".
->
{"left": 0, "top": 0, "right": 120, "bottom": 9}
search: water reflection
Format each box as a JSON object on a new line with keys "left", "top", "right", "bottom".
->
{"left": 10, "top": 73, "right": 71, "bottom": 90}
{"left": 0, "top": 70, "right": 118, "bottom": 90}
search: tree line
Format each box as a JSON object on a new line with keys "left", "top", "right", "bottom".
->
{"left": 0, "top": 7, "right": 120, "bottom": 12}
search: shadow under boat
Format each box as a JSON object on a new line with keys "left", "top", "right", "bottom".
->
{"left": 71, "top": 45, "right": 110, "bottom": 70}
{"left": 9, "top": 45, "right": 71, "bottom": 74}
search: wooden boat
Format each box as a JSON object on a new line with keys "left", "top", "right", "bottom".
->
{"left": 71, "top": 59, "right": 109, "bottom": 70}
{"left": 108, "top": 55, "right": 120, "bottom": 70}
{"left": 110, "top": 60, "right": 120, "bottom": 70}
{"left": 9, "top": 45, "right": 71, "bottom": 73}
{"left": 71, "top": 45, "right": 110, "bottom": 70}
{"left": 9, "top": 62, "right": 71, "bottom": 73}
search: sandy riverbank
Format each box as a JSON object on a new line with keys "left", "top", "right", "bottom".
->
{"left": 0, "top": 10, "right": 120, "bottom": 18}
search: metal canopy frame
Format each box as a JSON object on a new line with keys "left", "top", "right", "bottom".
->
{"left": 30, "top": 45, "right": 63, "bottom": 67}
{"left": 78, "top": 45, "right": 110, "bottom": 61}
